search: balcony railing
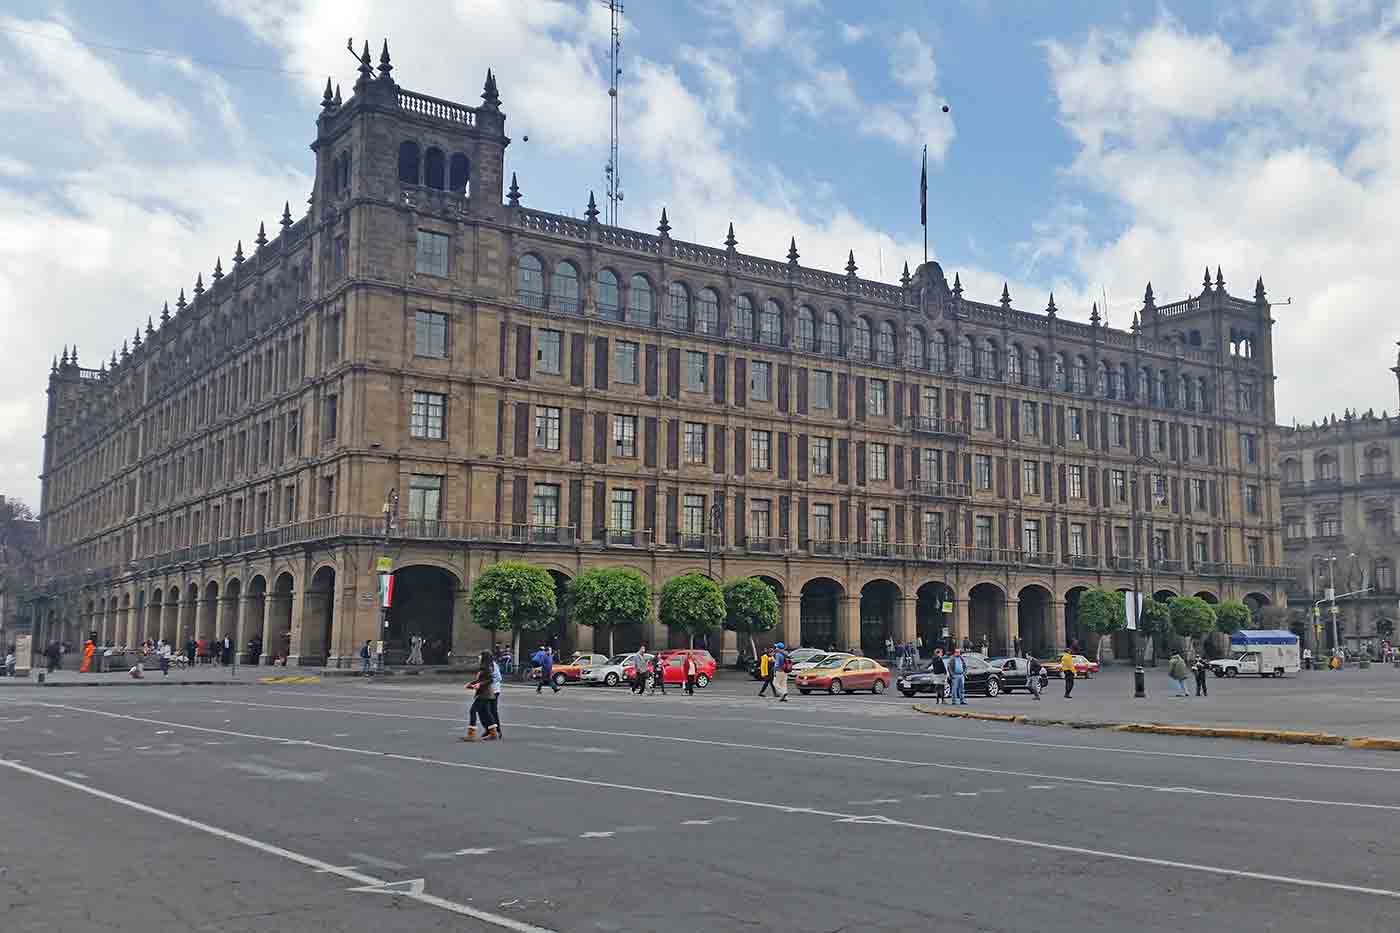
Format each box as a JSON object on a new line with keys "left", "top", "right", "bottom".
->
{"left": 1112, "top": 557, "right": 1141, "bottom": 572}
{"left": 853, "top": 540, "right": 897, "bottom": 559}
{"left": 911, "top": 480, "right": 972, "bottom": 500}
{"left": 678, "top": 533, "right": 707, "bottom": 551}
{"left": 1023, "top": 550, "right": 1057, "bottom": 567}
{"left": 911, "top": 415, "right": 968, "bottom": 438}
{"left": 1068, "top": 555, "right": 1099, "bottom": 570}
{"left": 744, "top": 535, "right": 787, "bottom": 554}
{"left": 1151, "top": 558, "right": 1185, "bottom": 574}
{"left": 603, "top": 528, "right": 652, "bottom": 548}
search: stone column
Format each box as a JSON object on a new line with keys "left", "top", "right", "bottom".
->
{"left": 783, "top": 595, "right": 801, "bottom": 649}
{"left": 1051, "top": 600, "right": 1067, "bottom": 651}
{"left": 720, "top": 628, "right": 738, "bottom": 664}
{"left": 956, "top": 592, "right": 973, "bottom": 648}
{"left": 1006, "top": 598, "right": 1018, "bottom": 656}
{"left": 840, "top": 595, "right": 860, "bottom": 652}
{"left": 897, "top": 595, "right": 917, "bottom": 646}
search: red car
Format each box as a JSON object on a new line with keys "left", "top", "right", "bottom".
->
{"left": 656, "top": 649, "right": 717, "bottom": 687}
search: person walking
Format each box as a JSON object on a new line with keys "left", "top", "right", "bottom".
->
{"left": 649, "top": 652, "right": 667, "bottom": 695}
{"left": 158, "top": 640, "right": 171, "bottom": 676}
{"left": 463, "top": 651, "right": 498, "bottom": 741}
{"left": 631, "top": 646, "right": 649, "bottom": 695}
{"left": 1192, "top": 656, "right": 1209, "bottom": 697}
{"left": 757, "top": 648, "right": 775, "bottom": 698}
{"left": 533, "top": 645, "right": 560, "bottom": 694}
{"left": 79, "top": 636, "right": 95, "bottom": 674}
{"left": 360, "top": 640, "right": 372, "bottom": 675}
{"left": 684, "top": 653, "right": 698, "bottom": 695}
{"left": 928, "top": 648, "right": 948, "bottom": 704}
{"left": 947, "top": 648, "right": 968, "bottom": 705}
{"left": 1060, "top": 648, "right": 1077, "bottom": 698}
{"left": 488, "top": 650, "right": 505, "bottom": 736}
{"left": 1027, "top": 656, "right": 1044, "bottom": 701}
{"left": 773, "top": 643, "right": 790, "bottom": 702}
{"left": 1168, "top": 652, "right": 1190, "bottom": 697}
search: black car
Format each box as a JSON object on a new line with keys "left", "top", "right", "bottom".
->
{"left": 896, "top": 654, "right": 1004, "bottom": 698}
{"left": 987, "top": 657, "right": 1050, "bottom": 694}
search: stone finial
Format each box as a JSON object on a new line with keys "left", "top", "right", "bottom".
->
{"left": 132, "top": 328, "right": 142, "bottom": 348}
{"left": 787, "top": 236, "right": 799, "bottom": 264}
{"left": 1203, "top": 266, "right": 1213, "bottom": 293}
{"left": 160, "top": 301, "right": 170, "bottom": 324}
{"left": 50, "top": 355, "right": 57, "bottom": 373}
{"left": 1215, "top": 265, "right": 1225, "bottom": 291}
{"left": 481, "top": 69, "right": 502, "bottom": 111}
{"left": 194, "top": 273, "right": 204, "bottom": 296}
{"left": 952, "top": 271, "right": 962, "bottom": 296}
{"left": 60, "top": 345, "right": 69, "bottom": 366}
{"left": 725, "top": 222, "right": 738, "bottom": 250}
{"left": 120, "top": 340, "right": 128, "bottom": 359}
{"left": 176, "top": 288, "right": 187, "bottom": 312}
{"left": 233, "top": 241, "right": 244, "bottom": 265}
{"left": 845, "top": 250, "right": 859, "bottom": 277}
{"left": 508, "top": 173, "right": 521, "bottom": 207}
{"left": 356, "top": 40, "right": 374, "bottom": 87}
{"left": 657, "top": 207, "right": 671, "bottom": 237}
{"left": 1255, "top": 276, "right": 1266, "bottom": 303}
{"left": 255, "top": 222, "right": 267, "bottom": 248}
{"left": 1144, "top": 281, "right": 1155, "bottom": 306}
{"left": 378, "top": 39, "right": 393, "bottom": 82}
{"left": 145, "top": 316, "right": 154, "bottom": 337}
{"left": 585, "top": 191, "right": 599, "bottom": 223}
{"left": 212, "top": 257, "right": 223, "bottom": 281}
{"left": 321, "top": 78, "right": 335, "bottom": 112}
{"left": 280, "top": 201, "right": 293, "bottom": 230}
{"left": 1000, "top": 282, "right": 1011, "bottom": 309}
{"left": 1131, "top": 310, "right": 1141, "bottom": 334}
{"left": 1091, "top": 301, "right": 1101, "bottom": 326}
{"left": 900, "top": 261, "right": 911, "bottom": 288}
{"left": 110, "top": 351, "right": 116, "bottom": 369}
{"left": 333, "top": 84, "right": 342, "bottom": 106}
{"left": 1045, "top": 292, "right": 1056, "bottom": 318}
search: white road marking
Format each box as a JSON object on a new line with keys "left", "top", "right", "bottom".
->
{"left": 849, "top": 798, "right": 901, "bottom": 805}
{"left": 614, "top": 825, "right": 655, "bottom": 833}
{"left": 346, "top": 851, "right": 407, "bottom": 871}
{"left": 579, "top": 831, "right": 615, "bottom": 838}
{"left": 681, "top": 819, "right": 714, "bottom": 826}
{"left": 452, "top": 848, "right": 496, "bottom": 856}
{"left": 301, "top": 688, "right": 1400, "bottom": 774}
{"left": 39, "top": 751, "right": 77, "bottom": 757}
{"left": 348, "top": 878, "right": 424, "bottom": 896}
{"left": 915, "top": 793, "right": 942, "bottom": 799}
{"left": 981, "top": 788, "right": 1004, "bottom": 793}
{"left": 0, "top": 760, "right": 557, "bottom": 932}
{"left": 63, "top": 771, "right": 89, "bottom": 780}
{"left": 203, "top": 698, "right": 1400, "bottom": 815}
{"left": 34, "top": 702, "right": 1400, "bottom": 902}
{"left": 954, "top": 792, "right": 979, "bottom": 797}
{"left": 519, "top": 837, "right": 567, "bottom": 846}
{"left": 155, "top": 730, "right": 173, "bottom": 735}
{"left": 1027, "top": 785, "right": 1056, "bottom": 790}
{"left": 230, "top": 761, "right": 327, "bottom": 783}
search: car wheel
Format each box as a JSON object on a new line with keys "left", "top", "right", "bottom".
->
{"left": 900, "top": 690, "right": 916, "bottom": 698}
{"left": 872, "top": 679, "right": 886, "bottom": 695}
{"left": 829, "top": 678, "right": 842, "bottom": 695}
{"left": 552, "top": 672, "right": 567, "bottom": 687}
{"left": 986, "top": 677, "right": 1001, "bottom": 697}
{"left": 799, "top": 688, "right": 812, "bottom": 695}
{"left": 1225, "top": 668, "right": 1239, "bottom": 678}
{"left": 696, "top": 673, "right": 710, "bottom": 688}
{"left": 1213, "top": 669, "right": 1225, "bottom": 678}
{"left": 604, "top": 672, "right": 620, "bottom": 687}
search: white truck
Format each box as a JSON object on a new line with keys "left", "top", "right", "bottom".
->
{"left": 1208, "top": 630, "right": 1301, "bottom": 678}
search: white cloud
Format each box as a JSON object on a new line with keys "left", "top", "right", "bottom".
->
{"left": 839, "top": 22, "right": 870, "bottom": 43}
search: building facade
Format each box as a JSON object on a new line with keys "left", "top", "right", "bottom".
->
{"left": 1281, "top": 390, "right": 1400, "bottom": 654}
{"left": 32, "top": 47, "right": 1289, "bottom": 666}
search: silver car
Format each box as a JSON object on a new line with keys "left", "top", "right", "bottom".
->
{"left": 580, "top": 653, "right": 647, "bottom": 687}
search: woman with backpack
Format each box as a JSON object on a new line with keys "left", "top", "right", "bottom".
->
{"left": 463, "top": 651, "right": 499, "bottom": 741}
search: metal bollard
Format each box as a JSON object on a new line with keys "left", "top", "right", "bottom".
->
{"left": 1134, "top": 666, "right": 1146, "bottom": 698}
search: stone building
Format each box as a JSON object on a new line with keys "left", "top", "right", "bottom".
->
{"left": 1280, "top": 384, "right": 1400, "bottom": 654}
{"left": 31, "top": 46, "right": 1289, "bottom": 666}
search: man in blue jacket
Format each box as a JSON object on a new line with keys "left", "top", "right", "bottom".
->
{"left": 947, "top": 648, "right": 968, "bottom": 705}
{"left": 533, "top": 645, "right": 560, "bottom": 694}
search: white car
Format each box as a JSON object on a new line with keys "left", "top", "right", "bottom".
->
{"left": 789, "top": 652, "right": 852, "bottom": 675}
{"left": 580, "top": 653, "right": 647, "bottom": 687}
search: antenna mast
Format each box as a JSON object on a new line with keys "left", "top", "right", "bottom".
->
{"left": 602, "top": 0, "right": 624, "bottom": 226}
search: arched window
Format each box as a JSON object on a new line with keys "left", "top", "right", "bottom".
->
{"left": 1198, "top": 377, "right": 1210, "bottom": 412}
{"left": 1096, "top": 361, "right": 1108, "bottom": 396}
{"left": 449, "top": 153, "right": 469, "bottom": 193}
{"left": 796, "top": 307, "right": 815, "bottom": 351}
{"left": 1138, "top": 368, "right": 1151, "bottom": 403}
{"left": 668, "top": 282, "right": 690, "bottom": 330}
{"left": 957, "top": 335, "right": 974, "bottom": 375}
{"left": 1051, "top": 353, "right": 1067, "bottom": 390}
{"left": 877, "top": 320, "right": 897, "bottom": 364}
{"left": 1071, "top": 356, "right": 1087, "bottom": 394}
{"left": 852, "top": 318, "right": 872, "bottom": 359}
{"left": 1316, "top": 453, "right": 1339, "bottom": 481}
{"left": 909, "top": 327, "right": 926, "bottom": 370}
{"left": 1026, "top": 347, "right": 1042, "bottom": 386}
{"left": 1158, "top": 370, "right": 1171, "bottom": 407}
{"left": 735, "top": 295, "right": 755, "bottom": 341}
{"left": 1007, "top": 345, "right": 1023, "bottom": 384}
{"left": 820, "top": 311, "right": 842, "bottom": 355}
{"left": 696, "top": 288, "right": 719, "bottom": 334}
{"left": 517, "top": 254, "right": 544, "bottom": 309}
{"left": 628, "top": 274, "right": 654, "bottom": 325}
{"left": 978, "top": 337, "right": 997, "bottom": 378}
{"left": 424, "top": 148, "right": 445, "bottom": 189}
{"left": 931, "top": 332, "right": 948, "bottom": 371}
{"left": 397, "top": 141, "right": 420, "bottom": 184}
{"left": 552, "top": 261, "right": 580, "bottom": 314}
{"left": 596, "top": 269, "right": 621, "bottom": 320}
{"left": 1281, "top": 459, "right": 1302, "bottom": 483}
{"left": 760, "top": 299, "right": 783, "bottom": 346}
{"left": 1366, "top": 446, "right": 1390, "bottom": 477}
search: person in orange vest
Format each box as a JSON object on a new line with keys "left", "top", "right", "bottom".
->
{"left": 79, "top": 636, "right": 96, "bottom": 674}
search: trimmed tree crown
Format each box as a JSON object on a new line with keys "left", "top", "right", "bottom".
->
{"left": 569, "top": 567, "right": 652, "bottom": 631}
{"left": 1078, "top": 588, "right": 1126, "bottom": 635}
{"left": 722, "top": 577, "right": 780, "bottom": 635}
{"left": 1214, "top": 599, "right": 1252, "bottom": 635}
{"left": 469, "top": 561, "right": 556, "bottom": 633}
{"left": 1167, "top": 595, "right": 1217, "bottom": 640}
{"left": 659, "top": 573, "right": 725, "bottom": 639}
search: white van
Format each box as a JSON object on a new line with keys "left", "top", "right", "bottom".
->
{"left": 1208, "top": 631, "right": 1300, "bottom": 678}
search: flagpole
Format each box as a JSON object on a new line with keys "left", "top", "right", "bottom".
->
{"left": 920, "top": 144, "right": 928, "bottom": 266}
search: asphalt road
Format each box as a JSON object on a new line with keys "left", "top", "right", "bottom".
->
{"left": 3, "top": 679, "right": 1400, "bottom": 932}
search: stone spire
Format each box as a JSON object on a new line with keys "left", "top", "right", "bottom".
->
{"left": 377, "top": 39, "right": 393, "bottom": 83}
{"left": 160, "top": 301, "right": 170, "bottom": 325}
{"left": 233, "top": 241, "right": 244, "bottom": 265}
{"left": 321, "top": 78, "right": 335, "bottom": 112}
{"left": 481, "top": 69, "right": 501, "bottom": 112}
{"left": 146, "top": 316, "right": 154, "bottom": 338}
{"left": 132, "top": 328, "right": 141, "bottom": 349}
{"left": 212, "top": 257, "right": 223, "bottom": 281}
{"left": 846, "top": 250, "right": 858, "bottom": 278}
{"left": 1131, "top": 310, "right": 1141, "bottom": 334}
{"left": 1000, "top": 282, "right": 1011, "bottom": 309}
{"left": 900, "top": 261, "right": 911, "bottom": 288}
{"left": 194, "top": 273, "right": 204, "bottom": 297}
{"left": 1215, "top": 265, "right": 1226, "bottom": 292}
{"left": 1254, "top": 276, "right": 1266, "bottom": 303}
{"left": 176, "top": 288, "right": 187, "bottom": 313}
{"left": 952, "top": 271, "right": 962, "bottom": 297}
{"left": 255, "top": 222, "right": 267, "bottom": 248}
{"left": 51, "top": 355, "right": 58, "bottom": 373}
{"left": 333, "top": 84, "right": 342, "bottom": 106}
{"left": 787, "top": 237, "right": 799, "bottom": 265}
{"left": 725, "top": 222, "right": 737, "bottom": 250}
{"left": 585, "top": 191, "right": 599, "bottom": 223}
{"left": 657, "top": 207, "right": 670, "bottom": 237}
{"left": 355, "top": 40, "right": 374, "bottom": 89}
{"left": 1202, "top": 266, "right": 1213, "bottom": 294}
{"left": 280, "top": 201, "right": 293, "bottom": 231}
{"left": 120, "top": 340, "right": 128, "bottom": 360}
{"left": 1090, "top": 302, "right": 1101, "bottom": 327}
{"left": 507, "top": 173, "right": 521, "bottom": 207}
{"left": 1144, "top": 281, "right": 1155, "bottom": 307}
{"left": 109, "top": 351, "right": 116, "bottom": 369}
{"left": 1046, "top": 292, "right": 1057, "bottom": 318}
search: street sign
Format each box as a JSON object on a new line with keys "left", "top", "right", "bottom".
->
{"left": 376, "top": 556, "right": 393, "bottom": 573}
{"left": 941, "top": 601, "right": 953, "bottom": 613}
{"left": 1312, "top": 606, "right": 1320, "bottom": 618}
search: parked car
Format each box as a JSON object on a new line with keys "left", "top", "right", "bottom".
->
{"left": 897, "top": 653, "right": 1005, "bottom": 698}
{"left": 790, "top": 652, "right": 852, "bottom": 675}
{"left": 656, "top": 649, "right": 717, "bottom": 687}
{"left": 580, "top": 653, "right": 647, "bottom": 687}
{"left": 794, "top": 656, "right": 890, "bottom": 695}
{"left": 1042, "top": 654, "right": 1099, "bottom": 678}
{"left": 538, "top": 652, "right": 610, "bottom": 686}
{"left": 986, "top": 657, "right": 1048, "bottom": 693}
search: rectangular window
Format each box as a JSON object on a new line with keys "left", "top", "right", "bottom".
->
{"left": 870, "top": 507, "right": 889, "bottom": 543}
{"left": 415, "top": 229, "right": 449, "bottom": 277}
{"left": 1242, "top": 434, "right": 1258, "bottom": 465}
{"left": 1114, "top": 526, "right": 1131, "bottom": 557}
{"left": 750, "top": 499, "right": 772, "bottom": 540}
{"left": 814, "top": 371, "right": 833, "bottom": 409}
{"left": 1191, "top": 478, "right": 1207, "bottom": 510}
{"left": 411, "top": 390, "right": 446, "bottom": 439}
{"left": 613, "top": 415, "right": 637, "bottom": 458}
{"left": 1152, "top": 420, "right": 1166, "bottom": 453}
{"left": 1152, "top": 473, "right": 1168, "bottom": 506}
{"left": 975, "top": 454, "right": 993, "bottom": 490}
{"left": 1246, "top": 537, "right": 1261, "bottom": 565}
{"left": 751, "top": 430, "right": 772, "bottom": 471}
{"left": 610, "top": 488, "right": 636, "bottom": 531}
{"left": 974, "top": 516, "right": 994, "bottom": 550}
{"left": 870, "top": 379, "right": 888, "bottom": 417}
{"left": 534, "top": 406, "right": 561, "bottom": 451}
{"left": 1192, "top": 425, "right": 1205, "bottom": 457}
{"left": 975, "top": 394, "right": 991, "bottom": 430}
{"left": 923, "top": 511, "right": 944, "bottom": 547}
{"left": 615, "top": 341, "right": 639, "bottom": 385}
{"left": 812, "top": 503, "right": 833, "bottom": 542}
{"left": 537, "top": 329, "right": 563, "bottom": 375}
{"left": 1195, "top": 532, "right": 1210, "bottom": 563}
{"left": 922, "top": 387, "right": 941, "bottom": 418}
{"left": 1022, "top": 401, "right": 1039, "bottom": 436}
{"left": 683, "top": 494, "right": 706, "bottom": 536}
{"left": 1285, "top": 518, "right": 1306, "bottom": 539}
{"left": 322, "top": 395, "right": 338, "bottom": 441}
{"left": 684, "top": 422, "right": 707, "bottom": 464}
{"left": 811, "top": 437, "right": 832, "bottom": 475}
{"left": 414, "top": 310, "right": 448, "bottom": 358}
{"left": 870, "top": 443, "right": 889, "bottom": 482}
{"left": 1069, "top": 408, "right": 1083, "bottom": 442}
{"left": 407, "top": 474, "right": 442, "bottom": 522}
{"left": 1112, "top": 469, "right": 1127, "bottom": 502}
{"left": 1069, "top": 464, "right": 1084, "bottom": 498}
{"left": 1111, "top": 413, "right": 1126, "bottom": 447}
{"left": 532, "top": 483, "right": 560, "bottom": 527}
{"left": 1022, "top": 518, "right": 1041, "bottom": 555}
{"left": 1070, "top": 523, "right": 1086, "bottom": 557}
{"left": 1318, "top": 515, "right": 1341, "bottom": 537}
{"left": 1245, "top": 484, "right": 1260, "bottom": 514}
{"left": 750, "top": 360, "right": 771, "bottom": 401}
{"left": 921, "top": 448, "right": 942, "bottom": 481}
{"left": 1023, "top": 460, "right": 1040, "bottom": 495}
{"left": 1153, "top": 529, "right": 1170, "bottom": 561}
{"left": 685, "top": 351, "right": 707, "bottom": 392}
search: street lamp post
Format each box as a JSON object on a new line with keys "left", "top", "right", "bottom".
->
{"left": 379, "top": 488, "right": 399, "bottom": 673}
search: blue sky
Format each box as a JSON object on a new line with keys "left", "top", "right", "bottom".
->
{"left": 4, "top": 0, "right": 1400, "bottom": 508}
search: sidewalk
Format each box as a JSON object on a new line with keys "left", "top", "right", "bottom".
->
{"left": 917, "top": 664, "right": 1400, "bottom": 743}
{"left": 0, "top": 667, "right": 261, "bottom": 687}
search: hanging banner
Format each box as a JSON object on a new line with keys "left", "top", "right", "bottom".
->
{"left": 378, "top": 572, "right": 395, "bottom": 609}
{"left": 1124, "top": 590, "right": 1144, "bottom": 631}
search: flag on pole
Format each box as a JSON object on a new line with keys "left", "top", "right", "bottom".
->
{"left": 919, "top": 145, "right": 928, "bottom": 226}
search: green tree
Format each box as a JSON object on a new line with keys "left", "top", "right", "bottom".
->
{"left": 1214, "top": 600, "right": 1253, "bottom": 636}
{"left": 660, "top": 573, "right": 725, "bottom": 648}
{"left": 1140, "top": 597, "right": 1172, "bottom": 665}
{"left": 470, "top": 561, "right": 556, "bottom": 666}
{"left": 723, "top": 577, "right": 780, "bottom": 660}
{"left": 1077, "top": 587, "right": 1125, "bottom": 661}
{"left": 1167, "top": 595, "right": 1217, "bottom": 655}
{"left": 569, "top": 567, "right": 651, "bottom": 656}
